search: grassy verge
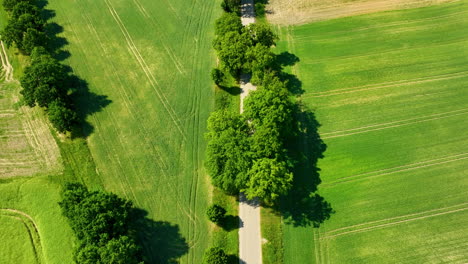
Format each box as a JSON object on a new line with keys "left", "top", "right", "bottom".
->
{"left": 261, "top": 207, "right": 283, "bottom": 264}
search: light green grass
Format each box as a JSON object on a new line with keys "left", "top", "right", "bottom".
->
{"left": 0, "top": 177, "right": 75, "bottom": 263}
{"left": 273, "top": 1, "right": 468, "bottom": 263}
{"left": 0, "top": 215, "right": 38, "bottom": 264}
{"left": 44, "top": 0, "right": 222, "bottom": 262}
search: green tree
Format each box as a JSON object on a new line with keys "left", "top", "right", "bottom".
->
{"left": 211, "top": 68, "right": 224, "bottom": 86}
{"left": 2, "top": 0, "right": 34, "bottom": 11}
{"left": 47, "top": 99, "right": 76, "bottom": 133}
{"left": 246, "top": 23, "right": 278, "bottom": 47}
{"left": 22, "top": 27, "right": 46, "bottom": 54}
{"left": 243, "top": 158, "right": 293, "bottom": 204}
{"left": 213, "top": 31, "right": 252, "bottom": 76}
{"left": 214, "top": 12, "right": 243, "bottom": 36}
{"left": 221, "top": 0, "right": 241, "bottom": 14}
{"left": 205, "top": 110, "right": 251, "bottom": 194}
{"left": 11, "top": 2, "right": 40, "bottom": 20}
{"left": 99, "top": 236, "right": 142, "bottom": 264}
{"left": 203, "top": 247, "right": 228, "bottom": 264}
{"left": 245, "top": 44, "right": 275, "bottom": 84}
{"left": 206, "top": 204, "right": 226, "bottom": 224}
{"left": 20, "top": 52, "right": 67, "bottom": 107}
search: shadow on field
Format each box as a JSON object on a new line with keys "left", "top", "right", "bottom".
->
{"left": 133, "top": 208, "right": 189, "bottom": 264}
{"left": 280, "top": 104, "right": 334, "bottom": 227}
{"left": 40, "top": 0, "right": 111, "bottom": 138}
{"left": 274, "top": 52, "right": 304, "bottom": 95}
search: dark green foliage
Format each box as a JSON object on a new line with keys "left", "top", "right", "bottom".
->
{"left": 11, "top": 2, "right": 40, "bottom": 20}
{"left": 221, "top": 0, "right": 241, "bottom": 14}
{"left": 245, "top": 44, "right": 275, "bottom": 84}
{"left": 214, "top": 12, "right": 242, "bottom": 36}
{"left": 20, "top": 50, "right": 67, "bottom": 107}
{"left": 59, "top": 183, "right": 143, "bottom": 264}
{"left": 206, "top": 204, "right": 227, "bottom": 224}
{"left": 243, "top": 158, "right": 293, "bottom": 204}
{"left": 246, "top": 23, "right": 278, "bottom": 47}
{"left": 213, "top": 31, "right": 252, "bottom": 76}
{"left": 205, "top": 110, "right": 251, "bottom": 194}
{"left": 48, "top": 99, "right": 76, "bottom": 133}
{"left": 1, "top": 12, "right": 45, "bottom": 52}
{"left": 211, "top": 68, "right": 225, "bottom": 86}
{"left": 255, "top": 2, "right": 266, "bottom": 17}
{"left": 203, "top": 247, "right": 229, "bottom": 264}
{"left": 2, "top": 0, "right": 34, "bottom": 11}
{"left": 22, "top": 27, "right": 46, "bottom": 54}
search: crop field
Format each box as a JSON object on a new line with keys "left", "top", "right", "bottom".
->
{"left": 44, "top": 0, "right": 220, "bottom": 262}
{"left": 275, "top": 1, "right": 468, "bottom": 263}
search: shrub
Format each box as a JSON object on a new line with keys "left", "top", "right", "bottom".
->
{"left": 211, "top": 68, "right": 224, "bottom": 86}
{"left": 203, "top": 247, "right": 228, "bottom": 264}
{"left": 206, "top": 204, "right": 227, "bottom": 224}
{"left": 221, "top": 0, "right": 241, "bottom": 14}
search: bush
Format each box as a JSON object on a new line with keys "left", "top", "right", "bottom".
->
{"left": 206, "top": 204, "right": 227, "bottom": 224}
{"left": 203, "top": 247, "right": 228, "bottom": 264}
{"left": 221, "top": 0, "right": 241, "bottom": 14}
{"left": 47, "top": 99, "right": 77, "bottom": 133}
{"left": 215, "top": 12, "right": 242, "bottom": 36}
{"left": 211, "top": 68, "right": 224, "bottom": 86}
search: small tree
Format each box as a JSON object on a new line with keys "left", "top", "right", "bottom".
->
{"left": 203, "top": 247, "right": 228, "bottom": 264}
{"left": 206, "top": 204, "right": 226, "bottom": 225}
{"left": 48, "top": 99, "right": 77, "bottom": 133}
{"left": 211, "top": 68, "right": 224, "bottom": 86}
{"left": 221, "top": 0, "right": 241, "bottom": 14}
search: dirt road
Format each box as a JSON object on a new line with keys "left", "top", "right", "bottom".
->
{"left": 238, "top": 1, "right": 262, "bottom": 263}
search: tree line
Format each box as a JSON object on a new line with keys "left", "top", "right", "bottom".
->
{"left": 59, "top": 183, "right": 144, "bottom": 264}
{"left": 207, "top": 0, "right": 298, "bottom": 206}
{"left": 1, "top": 0, "right": 77, "bottom": 133}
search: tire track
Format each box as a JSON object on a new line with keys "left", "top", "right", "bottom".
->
{"left": 321, "top": 205, "right": 468, "bottom": 239}
{"left": 322, "top": 152, "right": 468, "bottom": 187}
{"left": 302, "top": 70, "right": 468, "bottom": 98}
{"left": 321, "top": 108, "right": 468, "bottom": 139}
{"left": 104, "top": 0, "right": 186, "bottom": 139}
{"left": 0, "top": 209, "right": 44, "bottom": 263}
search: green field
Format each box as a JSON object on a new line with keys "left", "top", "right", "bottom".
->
{"left": 275, "top": 1, "right": 468, "bottom": 263}
{"left": 0, "top": 177, "right": 75, "bottom": 264}
{"left": 43, "top": 0, "right": 220, "bottom": 262}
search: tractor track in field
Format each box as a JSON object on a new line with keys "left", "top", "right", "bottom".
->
{"left": 322, "top": 152, "right": 468, "bottom": 187}
{"left": 302, "top": 70, "right": 468, "bottom": 98}
{"left": 320, "top": 204, "right": 468, "bottom": 239}
{"left": 0, "top": 209, "right": 44, "bottom": 263}
{"left": 104, "top": 0, "right": 186, "bottom": 140}
{"left": 0, "top": 40, "right": 13, "bottom": 82}
{"left": 321, "top": 107, "right": 468, "bottom": 139}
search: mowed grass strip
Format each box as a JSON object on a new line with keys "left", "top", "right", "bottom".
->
{"left": 0, "top": 215, "right": 38, "bottom": 264}
{"left": 47, "top": 0, "right": 220, "bottom": 262}
{"left": 273, "top": 1, "right": 468, "bottom": 263}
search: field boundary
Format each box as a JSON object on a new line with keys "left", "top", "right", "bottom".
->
{"left": 0, "top": 209, "right": 44, "bottom": 264}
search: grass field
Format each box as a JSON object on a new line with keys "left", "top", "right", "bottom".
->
{"left": 274, "top": 1, "right": 468, "bottom": 262}
{"left": 0, "top": 177, "right": 75, "bottom": 264}
{"left": 42, "top": 0, "right": 222, "bottom": 262}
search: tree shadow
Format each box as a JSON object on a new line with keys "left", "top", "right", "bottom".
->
{"left": 218, "top": 85, "right": 242, "bottom": 96}
{"left": 273, "top": 52, "right": 304, "bottom": 95}
{"left": 67, "top": 75, "right": 111, "bottom": 138}
{"left": 230, "top": 255, "right": 243, "bottom": 264}
{"left": 132, "top": 208, "right": 189, "bottom": 264}
{"left": 219, "top": 215, "right": 241, "bottom": 232}
{"left": 39, "top": 0, "right": 111, "bottom": 137}
{"left": 275, "top": 104, "right": 334, "bottom": 227}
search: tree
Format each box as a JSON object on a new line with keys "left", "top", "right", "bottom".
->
{"left": 99, "top": 236, "right": 142, "bottom": 264}
{"left": 244, "top": 44, "right": 275, "bottom": 84}
{"left": 206, "top": 204, "right": 226, "bottom": 224}
{"left": 221, "top": 0, "right": 241, "bottom": 14}
{"left": 213, "top": 31, "right": 252, "bottom": 76}
{"left": 246, "top": 23, "right": 278, "bottom": 47}
{"left": 20, "top": 52, "right": 67, "bottom": 107}
{"left": 22, "top": 27, "right": 46, "bottom": 54}
{"left": 205, "top": 110, "right": 251, "bottom": 194}
{"left": 214, "top": 12, "right": 242, "bottom": 36}
{"left": 47, "top": 99, "right": 76, "bottom": 133}
{"left": 11, "top": 2, "right": 40, "bottom": 20}
{"left": 2, "top": 0, "right": 35, "bottom": 11}
{"left": 243, "top": 158, "right": 293, "bottom": 204}
{"left": 203, "top": 247, "right": 228, "bottom": 264}
{"left": 211, "top": 68, "right": 224, "bottom": 86}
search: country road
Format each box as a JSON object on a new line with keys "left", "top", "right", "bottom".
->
{"left": 239, "top": 1, "right": 262, "bottom": 263}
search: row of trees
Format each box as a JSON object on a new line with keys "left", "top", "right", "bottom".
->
{"left": 59, "top": 183, "right": 144, "bottom": 264}
{"left": 1, "top": 0, "right": 77, "bottom": 133}
{"left": 207, "top": 0, "right": 297, "bottom": 205}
